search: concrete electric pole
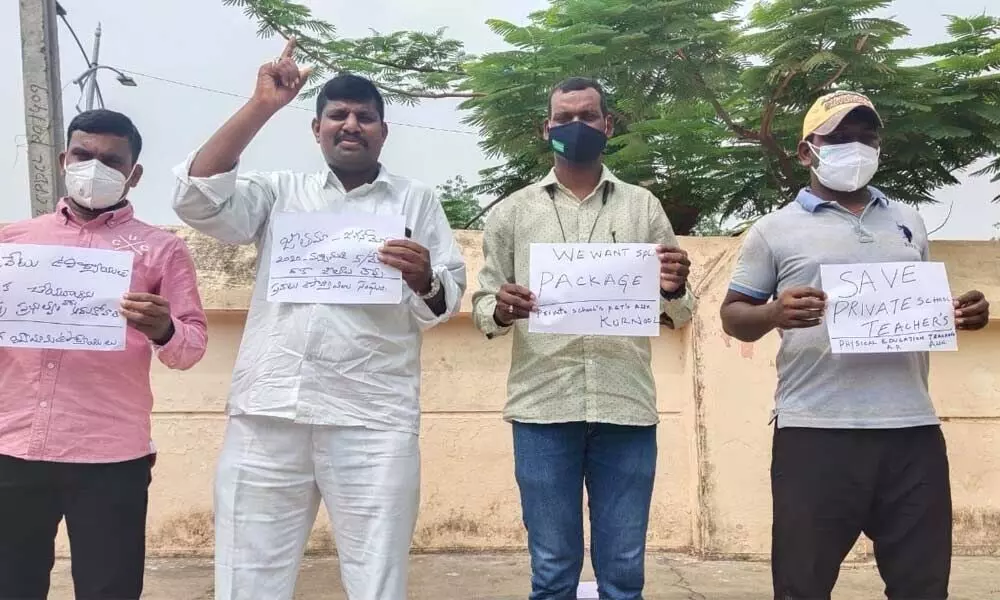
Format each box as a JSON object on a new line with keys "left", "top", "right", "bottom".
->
{"left": 83, "top": 22, "right": 101, "bottom": 111}
{"left": 18, "top": 0, "right": 66, "bottom": 216}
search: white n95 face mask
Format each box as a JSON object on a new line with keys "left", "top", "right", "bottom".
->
{"left": 809, "top": 142, "right": 880, "bottom": 192}
{"left": 64, "top": 159, "right": 133, "bottom": 210}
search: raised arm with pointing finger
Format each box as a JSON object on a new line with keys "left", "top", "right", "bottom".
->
{"left": 188, "top": 38, "right": 311, "bottom": 179}
{"left": 171, "top": 39, "right": 466, "bottom": 600}
{"left": 173, "top": 38, "right": 312, "bottom": 243}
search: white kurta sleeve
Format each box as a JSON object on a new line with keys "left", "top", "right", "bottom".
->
{"left": 172, "top": 150, "right": 276, "bottom": 245}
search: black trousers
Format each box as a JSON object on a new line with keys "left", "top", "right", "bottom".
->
{"left": 0, "top": 454, "right": 152, "bottom": 600}
{"left": 771, "top": 426, "right": 952, "bottom": 600}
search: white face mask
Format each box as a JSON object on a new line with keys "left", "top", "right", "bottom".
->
{"left": 809, "top": 142, "right": 880, "bottom": 192}
{"left": 64, "top": 159, "right": 133, "bottom": 210}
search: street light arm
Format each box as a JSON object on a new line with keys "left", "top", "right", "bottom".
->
{"left": 71, "top": 64, "right": 133, "bottom": 85}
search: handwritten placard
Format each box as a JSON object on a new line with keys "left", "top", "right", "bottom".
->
{"left": 268, "top": 212, "right": 404, "bottom": 304}
{"left": 820, "top": 262, "right": 956, "bottom": 354}
{"left": 0, "top": 244, "right": 133, "bottom": 351}
{"left": 529, "top": 243, "right": 661, "bottom": 336}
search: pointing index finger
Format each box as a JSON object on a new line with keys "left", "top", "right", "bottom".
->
{"left": 280, "top": 36, "right": 297, "bottom": 60}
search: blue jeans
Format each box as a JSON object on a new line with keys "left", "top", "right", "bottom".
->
{"left": 513, "top": 422, "right": 657, "bottom": 600}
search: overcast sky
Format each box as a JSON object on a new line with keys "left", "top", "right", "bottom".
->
{"left": 2, "top": 0, "right": 997, "bottom": 239}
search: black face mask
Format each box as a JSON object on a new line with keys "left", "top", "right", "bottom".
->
{"left": 548, "top": 121, "right": 608, "bottom": 163}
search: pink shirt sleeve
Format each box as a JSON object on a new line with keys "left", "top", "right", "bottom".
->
{"left": 155, "top": 238, "right": 208, "bottom": 370}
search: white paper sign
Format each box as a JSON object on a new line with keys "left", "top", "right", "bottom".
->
{"left": 528, "top": 243, "right": 661, "bottom": 336}
{"left": 820, "top": 261, "right": 957, "bottom": 354}
{"left": 0, "top": 244, "right": 133, "bottom": 351}
{"left": 268, "top": 212, "right": 404, "bottom": 304}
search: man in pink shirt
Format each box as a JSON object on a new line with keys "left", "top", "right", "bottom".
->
{"left": 0, "top": 109, "right": 208, "bottom": 600}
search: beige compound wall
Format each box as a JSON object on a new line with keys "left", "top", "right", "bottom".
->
{"left": 51, "top": 232, "right": 1000, "bottom": 558}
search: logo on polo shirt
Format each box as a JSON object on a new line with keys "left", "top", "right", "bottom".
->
{"left": 897, "top": 223, "right": 913, "bottom": 243}
{"left": 896, "top": 223, "right": 920, "bottom": 251}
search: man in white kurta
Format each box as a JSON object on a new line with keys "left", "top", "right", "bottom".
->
{"left": 171, "top": 40, "right": 466, "bottom": 600}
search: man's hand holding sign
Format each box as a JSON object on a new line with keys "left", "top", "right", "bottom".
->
{"left": 954, "top": 290, "right": 989, "bottom": 331}
{"left": 657, "top": 245, "right": 690, "bottom": 296}
{"left": 768, "top": 287, "right": 827, "bottom": 330}
{"left": 493, "top": 282, "right": 535, "bottom": 325}
{"left": 120, "top": 293, "right": 175, "bottom": 344}
{"left": 378, "top": 239, "right": 433, "bottom": 295}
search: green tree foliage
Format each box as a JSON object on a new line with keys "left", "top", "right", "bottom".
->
{"left": 225, "top": 0, "right": 1000, "bottom": 234}
{"left": 437, "top": 175, "right": 485, "bottom": 230}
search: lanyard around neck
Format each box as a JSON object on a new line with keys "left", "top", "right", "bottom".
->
{"left": 546, "top": 182, "right": 612, "bottom": 244}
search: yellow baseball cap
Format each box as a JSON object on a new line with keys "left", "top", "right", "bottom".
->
{"left": 802, "top": 91, "right": 883, "bottom": 139}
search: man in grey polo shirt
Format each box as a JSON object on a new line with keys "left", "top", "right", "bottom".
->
{"left": 720, "top": 91, "right": 990, "bottom": 599}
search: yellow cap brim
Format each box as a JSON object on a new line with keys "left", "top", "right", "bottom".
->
{"left": 808, "top": 104, "right": 883, "bottom": 138}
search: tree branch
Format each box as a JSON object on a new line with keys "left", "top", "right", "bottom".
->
{"left": 463, "top": 196, "right": 505, "bottom": 229}
{"left": 345, "top": 54, "right": 461, "bottom": 76}
{"left": 812, "top": 35, "right": 870, "bottom": 92}
{"left": 274, "top": 30, "right": 483, "bottom": 99}
{"left": 252, "top": 8, "right": 465, "bottom": 76}
{"left": 761, "top": 69, "right": 798, "bottom": 137}
{"left": 676, "top": 49, "right": 759, "bottom": 140}
{"left": 301, "top": 38, "right": 463, "bottom": 76}
{"left": 813, "top": 63, "right": 849, "bottom": 93}
{"left": 754, "top": 131, "right": 799, "bottom": 195}
{"left": 673, "top": 48, "right": 796, "bottom": 195}
{"left": 377, "top": 83, "right": 483, "bottom": 99}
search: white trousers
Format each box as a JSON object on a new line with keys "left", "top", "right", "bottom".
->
{"left": 214, "top": 415, "right": 420, "bottom": 600}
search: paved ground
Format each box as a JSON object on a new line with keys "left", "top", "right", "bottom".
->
{"left": 49, "top": 554, "right": 1000, "bottom": 599}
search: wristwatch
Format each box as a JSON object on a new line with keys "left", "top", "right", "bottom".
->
{"left": 419, "top": 274, "right": 442, "bottom": 299}
{"left": 660, "top": 283, "right": 687, "bottom": 301}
